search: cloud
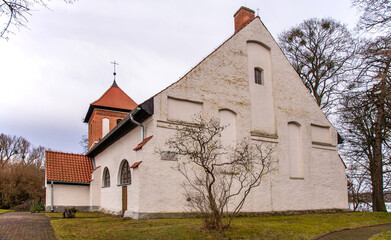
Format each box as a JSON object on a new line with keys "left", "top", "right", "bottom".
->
{"left": 0, "top": 0, "right": 357, "bottom": 153}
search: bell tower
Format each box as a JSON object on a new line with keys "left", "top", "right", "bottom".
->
{"left": 84, "top": 64, "right": 137, "bottom": 149}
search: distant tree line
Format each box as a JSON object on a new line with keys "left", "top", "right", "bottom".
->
{"left": 0, "top": 133, "right": 45, "bottom": 209}
{"left": 279, "top": 0, "right": 391, "bottom": 212}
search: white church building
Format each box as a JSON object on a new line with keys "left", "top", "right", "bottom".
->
{"left": 45, "top": 7, "right": 348, "bottom": 218}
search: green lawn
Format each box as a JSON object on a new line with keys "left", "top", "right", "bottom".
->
{"left": 49, "top": 212, "right": 391, "bottom": 240}
{"left": 370, "top": 231, "right": 391, "bottom": 240}
{"left": 0, "top": 209, "right": 13, "bottom": 214}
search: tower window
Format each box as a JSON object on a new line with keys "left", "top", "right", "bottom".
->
{"left": 117, "top": 118, "right": 122, "bottom": 124}
{"left": 254, "top": 67, "right": 263, "bottom": 85}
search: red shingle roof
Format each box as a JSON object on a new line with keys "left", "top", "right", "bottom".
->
{"left": 91, "top": 80, "right": 137, "bottom": 110}
{"left": 133, "top": 135, "right": 153, "bottom": 151}
{"left": 46, "top": 151, "right": 93, "bottom": 183}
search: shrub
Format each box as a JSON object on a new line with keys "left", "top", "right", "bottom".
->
{"left": 30, "top": 204, "right": 45, "bottom": 213}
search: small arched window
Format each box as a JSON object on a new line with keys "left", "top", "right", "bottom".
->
{"left": 120, "top": 160, "right": 131, "bottom": 185}
{"left": 117, "top": 118, "right": 122, "bottom": 124}
{"left": 254, "top": 67, "right": 263, "bottom": 85}
{"left": 103, "top": 167, "right": 110, "bottom": 187}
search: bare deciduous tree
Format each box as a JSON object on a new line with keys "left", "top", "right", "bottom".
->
{"left": 346, "top": 161, "right": 372, "bottom": 211}
{"left": 163, "top": 116, "right": 275, "bottom": 232}
{"left": 340, "top": 35, "right": 391, "bottom": 212}
{"left": 0, "top": 161, "right": 45, "bottom": 209}
{"left": 0, "top": 0, "right": 74, "bottom": 40}
{"left": 352, "top": 0, "right": 391, "bottom": 35}
{"left": 0, "top": 133, "right": 45, "bottom": 167}
{"left": 0, "top": 133, "right": 46, "bottom": 209}
{"left": 278, "top": 18, "right": 356, "bottom": 116}
{"left": 79, "top": 134, "right": 89, "bottom": 154}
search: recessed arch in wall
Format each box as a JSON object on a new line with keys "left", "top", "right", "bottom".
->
{"left": 219, "top": 109, "right": 237, "bottom": 148}
{"left": 287, "top": 121, "right": 304, "bottom": 179}
{"left": 246, "top": 40, "right": 271, "bottom": 50}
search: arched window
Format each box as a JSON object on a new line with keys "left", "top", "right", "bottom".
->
{"left": 120, "top": 160, "right": 131, "bottom": 185}
{"left": 103, "top": 167, "right": 110, "bottom": 187}
{"left": 117, "top": 118, "right": 122, "bottom": 124}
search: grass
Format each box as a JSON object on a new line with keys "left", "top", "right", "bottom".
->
{"left": 46, "top": 212, "right": 108, "bottom": 218}
{"left": 50, "top": 212, "right": 391, "bottom": 240}
{"left": 370, "top": 231, "right": 391, "bottom": 240}
{"left": 0, "top": 209, "right": 13, "bottom": 214}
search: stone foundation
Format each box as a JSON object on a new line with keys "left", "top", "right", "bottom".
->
{"left": 123, "top": 208, "right": 349, "bottom": 220}
{"left": 45, "top": 205, "right": 98, "bottom": 212}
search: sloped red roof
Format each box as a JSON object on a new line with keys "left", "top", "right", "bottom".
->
{"left": 46, "top": 151, "right": 93, "bottom": 183}
{"left": 133, "top": 135, "right": 153, "bottom": 151}
{"left": 91, "top": 80, "right": 137, "bottom": 110}
{"left": 84, "top": 81, "right": 138, "bottom": 123}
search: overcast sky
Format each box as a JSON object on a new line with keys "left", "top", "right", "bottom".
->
{"left": 0, "top": 0, "right": 359, "bottom": 154}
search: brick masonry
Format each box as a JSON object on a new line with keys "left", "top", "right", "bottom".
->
{"left": 0, "top": 212, "right": 57, "bottom": 240}
{"left": 88, "top": 109, "right": 128, "bottom": 148}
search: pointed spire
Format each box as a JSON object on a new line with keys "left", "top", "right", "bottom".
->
{"left": 112, "top": 80, "right": 119, "bottom": 88}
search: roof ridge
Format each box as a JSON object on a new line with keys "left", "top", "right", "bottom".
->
{"left": 136, "top": 17, "right": 260, "bottom": 108}
{"left": 46, "top": 150, "right": 89, "bottom": 157}
{"left": 87, "top": 17, "right": 262, "bottom": 156}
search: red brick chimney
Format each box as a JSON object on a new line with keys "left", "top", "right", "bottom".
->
{"left": 234, "top": 6, "right": 255, "bottom": 33}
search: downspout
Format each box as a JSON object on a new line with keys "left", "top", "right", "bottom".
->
{"left": 129, "top": 107, "right": 144, "bottom": 141}
{"left": 51, "top": 181, "right": 54, "bottom": 212}
{"left": 91, "top": 157, "right": 96, "bottom": 169}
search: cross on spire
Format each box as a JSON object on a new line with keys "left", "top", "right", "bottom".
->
{"left": 110, "top": 61, "right": 119, "bottom": 81}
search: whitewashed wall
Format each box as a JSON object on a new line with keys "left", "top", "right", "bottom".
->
{"left": 141, "top": 18, "right": 347, "bottom": 214}
{"left": 90, "top": 167, "right": 102, "bottom": 211}
{"left": 91, "top": 17, "right": 348, "bottom": 218}
{"left": 46, "top": 184, "right": 90, "bottom": 210}
{"left": 91, "top": 118, "right": 153, "bottom": 216}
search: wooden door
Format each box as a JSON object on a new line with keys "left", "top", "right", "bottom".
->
{"left": 122, "top": 185, "right": 127, "bottom": 215}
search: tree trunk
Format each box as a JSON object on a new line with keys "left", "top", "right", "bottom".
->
{"left": 371, "top": 81, "right": 387, "bottom": 212}
{"left": 371, "top": 150, "right": 386, "bottom": 212}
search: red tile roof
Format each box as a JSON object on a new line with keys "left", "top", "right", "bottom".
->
{"left": 46, "top": 151, "right": 93, "bottom": 183}
{"left": 133, "top": 135, "right": 153, "bottom": 151}
{"left": 130, "top": 161, "right": 142, "bottom": 168}
{"left": 91, "top": 80, "right": 137, "bottom": 110}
